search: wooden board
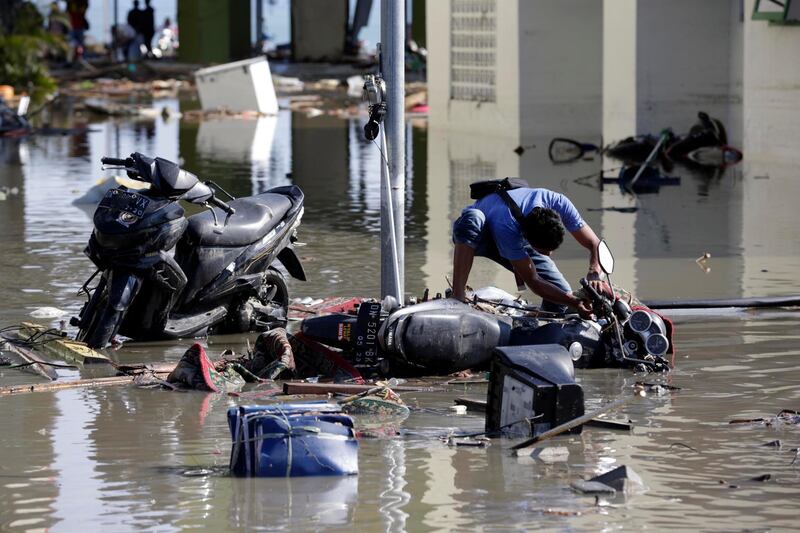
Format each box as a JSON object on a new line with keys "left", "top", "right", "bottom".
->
{"left": 287, "top": 296, "right": 363, "bottom": 321}
{"left": 0, "top": 375, "right": 133, "bottom": 396}
{"left": 19, "top": 322, "right": 111, "bottom": 365}
{"left": 454, "top": 397, "right": 488, "bottom": 413}
{"left": 0, "top": 335, "right": 58, "bottom": 380}
{"left": 282, "top": 381, "right": 429, "bottom": 395}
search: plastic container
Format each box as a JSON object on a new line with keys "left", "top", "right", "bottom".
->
{"left": 228, "top": 402, "right": 359, "bottom": 477}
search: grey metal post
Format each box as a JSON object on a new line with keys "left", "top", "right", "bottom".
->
{"left": 380, "top": 0, "right": 406, "bottom": 301}
{"left": 255, "top": 0, "right": 264, "bottom": 47}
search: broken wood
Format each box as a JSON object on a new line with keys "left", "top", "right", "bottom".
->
{"left": 454, "top": 397, "right": 633, "bottom": 431}
{"left": 1, "top": 335, "right": 59, "bottom": 380}
{"left": 282, "top": 381, "right": 429, "bottom": 396}
{"left": 18, "top": 322, "right": 111, "bottom": 364}
{"left": 511, "top": 395, "right": 635, "bottom": 452}
{"left": 584, "top": 418, "right": 633, "bottom": 431}
{"left": 454, "top": 397, "right": 488, "bottom": 413}
{"left": 0, "top": 375, "right": 136, "bottom": 395}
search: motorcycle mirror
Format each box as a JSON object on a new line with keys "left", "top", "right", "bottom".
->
{"left": 598, "top": 240, "right": 615, "bottom": 275}
{"left": 182, "top": 182, "right": 213, "bottom": 204}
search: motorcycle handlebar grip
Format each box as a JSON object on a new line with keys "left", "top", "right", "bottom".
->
{"left": 101, "top": 157, "right": 129, "bottom": 166}
{"left": 579, "top": 277, "right": 602, "bottom": 301}
{"left": 209, "top": 196, "right": 236, "bottom": 215}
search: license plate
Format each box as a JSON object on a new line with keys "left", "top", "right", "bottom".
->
{"left": 353, "top": 301, "right": 382, "bottom": 365}
{"left": 99, "top": 189, "right": 151, "bottom": 217}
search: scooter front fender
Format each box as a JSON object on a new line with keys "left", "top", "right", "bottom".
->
{"left": 107, "top": 271, "right": 142, "bottom": 312}
{"left": 277, "top": 246, "right": 306, "bottom": 281}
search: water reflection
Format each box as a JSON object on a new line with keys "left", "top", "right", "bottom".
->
{"left": 230, "top": 476, "right": 358, "bottom": 530}
{"left": 1, "top": 3, "right": 800, "bottom": 529}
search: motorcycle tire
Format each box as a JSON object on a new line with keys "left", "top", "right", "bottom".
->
{"left": 77, "top": 287, "right": 123, "bottom": 349}
{"left": 261, "top": 267, "right": 289, "bottom": 320}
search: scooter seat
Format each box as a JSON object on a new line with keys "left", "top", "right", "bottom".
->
{"left": 186, "top": 193, "right": 292, "bottom": 246}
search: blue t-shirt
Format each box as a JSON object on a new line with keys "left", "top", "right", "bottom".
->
{"left": 470, "top": 188, "right": 585, "bottom": 261}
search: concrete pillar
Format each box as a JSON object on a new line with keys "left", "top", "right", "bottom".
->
{"left": 741, "top": 0, "right": 800, "bottom": 296}
{"left": 178, "top": 0, "right": 252, "bottom": 64}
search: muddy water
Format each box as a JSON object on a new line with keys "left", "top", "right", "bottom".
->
{"left": 0, "top": 97, "right": 799, "bottom": 532}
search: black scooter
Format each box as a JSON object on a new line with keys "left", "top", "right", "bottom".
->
{"left": 72, "top": 153, "right": 306, "bottom": 348}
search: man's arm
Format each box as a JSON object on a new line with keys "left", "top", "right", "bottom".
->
{"left": 451, "top": 243, "right": 476, "bottom": 301}
{"left": 571, "top": 225, "right": 602, "bottom": 279}
{"left": 511, "top": 257, "right": 590, "bottom": 316}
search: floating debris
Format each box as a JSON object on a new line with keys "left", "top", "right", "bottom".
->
{"left": 572, "top": 466, "right": 647, "bottom": 496}
{"left": 28, "top": 307, "right": 68, "bottom": 319}
{"left": 570, "top": 480, "right": 617, "bottom": 495}
{"left": 729, "top": 410, "right": 800, "bottom": 426}
{"left": 0, "top": 186, "right": 20, "bottom": 201}
{"left": 528, "top": 446, "right": 570, "bottom": 463}
{"left": 166, "top": 343, "right": 244, "bottom": 393}
{"left": 228, "top": 403, "right": 358, "bottom": 477}
{"left": 340, "top": 388, "right": 409, "bottom": 418}
{"left": 446, "top": 436, "right": 490, "bottom": 448}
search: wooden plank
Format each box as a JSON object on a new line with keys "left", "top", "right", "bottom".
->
{"left": 584, "top": 418, "right": 633, "bottom": 431}
{"left": 282, "top": 381, "right": 429, "bottom": 396}
{"left": 287, "top": 296, "right": 362, "bottom": 320}
{"left": 0, "top": 336, "right": 58, "bottom": 380}
{"left": 511, "top": 396, "right": 635, "bottom": 453}
{"left": 0, "top": 375, "right": 135, "bottom": 396}
{"left": 454, "top": 397, "right": 487, "bottom": 413}
{"left": 18, "top": 322, "right": 111, "bottom": 365}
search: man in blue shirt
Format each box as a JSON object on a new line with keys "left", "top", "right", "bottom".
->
{"left": 451, "top": 187, "right": 602, "bottom": 316}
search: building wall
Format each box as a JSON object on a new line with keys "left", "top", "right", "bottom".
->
{"left": 602, "top": 0, "right": 638, "bottom": 142}
{"left": 518, "top": 0, "right": 603, "bottom": 140}
{"left": 427, "top": 0, "right": 521, "bottom": 139}
{"left": 741, "top": 0, "right": 800, "bottom": 296}
{"left": 742, "top": 0, "right": 800, "bottom": 161}
{"left": 604, "top": 0, "right": 738, "bottom": 138}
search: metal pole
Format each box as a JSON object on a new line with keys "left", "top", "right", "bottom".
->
{"left": 381, "top": 128, "right": 402, "bottom": 301}
{"left": 380, "top": 0, "right": 406, "bottom": 301}
{"left": 255, "top": 0, "right": 264, "bottom": 49}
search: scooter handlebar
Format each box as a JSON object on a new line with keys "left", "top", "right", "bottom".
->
{"left": 209, "top": 195, "right": 236, "bottom": 216}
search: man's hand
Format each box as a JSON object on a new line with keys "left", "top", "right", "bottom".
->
{"left": 567, "top": 293, "right": 594, "bottom": 319}
{"left": 585, "top": 271, "right": 612, "bottom": 299}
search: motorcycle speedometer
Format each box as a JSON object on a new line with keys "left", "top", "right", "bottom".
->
{"left": 645, "top": 333, "right": 669, "bottom": 357}
{"left": 628, "top": 310, "right": 652, "bottom": 333}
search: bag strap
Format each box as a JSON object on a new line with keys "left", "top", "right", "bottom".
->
{"left": 498, "top": 189, "right": 525, "bottom": 225}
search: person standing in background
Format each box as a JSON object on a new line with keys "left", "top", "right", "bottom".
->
{"left": 66, "top": 0, "right": 89, "bottom": 61}
{"left": 126, "top": 0, "right": 144, "bottom": 60}
{"left": 142, "top": 0, "right": 155, "bottom": 55}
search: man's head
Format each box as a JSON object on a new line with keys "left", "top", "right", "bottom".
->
{"left": 522, "top": 207, "right": 564, "bottom": 254}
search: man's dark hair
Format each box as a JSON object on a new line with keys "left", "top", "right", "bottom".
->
{"left": 522, "top": 207, "right": 564, "bottom": 251}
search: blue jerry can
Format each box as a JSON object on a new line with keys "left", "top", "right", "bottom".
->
{"left": 228, "top": 402, "right": 359, "bottom": 477}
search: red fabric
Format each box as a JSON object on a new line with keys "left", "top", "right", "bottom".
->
{"left": 291, "top": 332, "right": 365, "bottom": 384}
{"left": 195, "top": 343, "right": 220, "bottom": 392}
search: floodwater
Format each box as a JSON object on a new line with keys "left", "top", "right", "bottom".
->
{"left": 1, "top": 84, "right": 799, "bottom": 531}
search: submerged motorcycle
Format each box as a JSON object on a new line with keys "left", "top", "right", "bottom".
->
{"left": 72, "top": 153, "right": 306, "bottom": 348}
{"left": 301, "top": 241, "right": 672, "bottom": 376}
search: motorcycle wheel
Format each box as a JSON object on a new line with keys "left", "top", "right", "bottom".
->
{"left": 261, "top": 267, "right": 289, "bottom": 321}
{"left": 77, "top": 286, "right": 123, "bottom": 349}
